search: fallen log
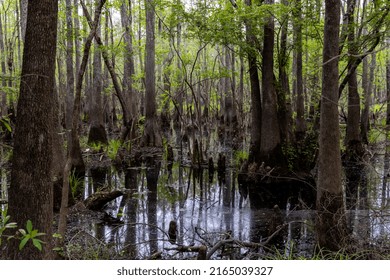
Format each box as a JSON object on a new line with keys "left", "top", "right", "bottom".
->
{"left": 84, "top": 190, "right": 123, "bottom": 211}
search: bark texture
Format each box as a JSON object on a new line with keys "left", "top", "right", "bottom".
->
{"left": 317, "top": 0, "right": 348, "bottom": 251}
{"left": 260, "top": 0, "right": 282, "bottom": 165}
{"left": 7, "top": 0, "right": 58, "bottom": 259}
{"left": 143, "top": 0, "right": 161, "bottom": 147}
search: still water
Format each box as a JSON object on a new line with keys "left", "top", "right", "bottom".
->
{"left": 70, "top": 147, "right": 390, "bottom": 259}
{"left": 2, "top": 146, "right": 390, "bottom": 259}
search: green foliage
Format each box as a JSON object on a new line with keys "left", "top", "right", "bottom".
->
{"left": 1, "top": 208, "right": 45, "bottom": 252}
{"left": 0, "top": 116, "right": 12, "bottom": 132}
{"left": 137, "top": 115, "right": 146, "bottom": 135}
{"left": 234, "top": 150, "right": 249, "bottom": 169}
{"left": 69, "top": 170, "right": 84, "bottom": 199}
{"left": 368, "top": 127, "right": 386, "bottom": 144}
{"left": 0, "top": 207, "right": 17, "bottom": 246}
{"left": 18, "top": 220, "right": 46, "bottom": 251}
{"left": 107, "top": 139, "right": 122, "bottom": 160}
{"left": 282, "top": 135, "right": 318, "bottom": 172}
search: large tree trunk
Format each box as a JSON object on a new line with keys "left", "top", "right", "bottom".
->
{"left": 278, "top": 0, "right": 293, "bottom": 145}
{"left": 245, "top": 0, "right": 262, "bottom": 164}
{"left": 260, "top": 0, "right": 282, "bottom": 165}
{"left": 317, "top": 0, "right": 348, "bottom": 251}
{"left": 7, "top": 0, "right": 58, "bottom": 259}
{"left": 345, "top": 0, "right": 362, "bottom": 153}
{"left": 143, "top": 0, "right": 161, "bottom": 147}
{"left": 87, "top": 15, "right": 108, "bottom": 145}
{"left": 120, "top": 0, "right": 138, "bottom": 140}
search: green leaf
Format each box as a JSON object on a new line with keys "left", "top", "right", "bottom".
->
{"left": 0, "top": 118, "right": 12, "bottom": 132}
{"left": 52, "top": 233, "right": 62, "bottom": 239}
{"left": 26, "top": 220, "right": 33, "bottom": 233}
{"left": 32, "top": 239, "right": 43, "bottom": 251}
{"left": 5, "top": 222, "right": 17, "bottom": 229}
{"left": 18, "top": 229, "right": 26, "bottom": 236}
{"left": 19, "top": 237, "right": 29, "bottom": 250}
{"left": 30, "top": 229, "right": 39, "bottom": 238}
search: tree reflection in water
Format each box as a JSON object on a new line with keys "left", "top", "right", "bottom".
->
{"left": 35, "top": 146, "right": 390, "bottom": 259}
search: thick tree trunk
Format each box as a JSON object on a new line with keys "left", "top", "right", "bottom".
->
{"left": 120, "top": 0, "right": 138, "bottom": 140}
{"left": 245, "top": 0, "right": 262, "bottom": 164}
{"left": 87, "top": 17, "right": 108, "bottom": 145}
{"left": 260, "top": 0, "right": 282, "bottom": 165}
{"left": 317, "top": 0, "right": 348, "bottom": 251}
{"left": 7, "top": 0, "right": 58, "bottom": 259}
{"left": 278, "top": 0, "right": 293, "bottom": 145}
{"left": 143, "top": 0, "right": 161, "bottom": 147}
{"left": 345, "top": 0, "right": 362, "bottom": 153}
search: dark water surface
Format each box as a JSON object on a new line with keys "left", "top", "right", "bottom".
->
{"left": 2, "top": 144, "right": 390, "bottom": 259}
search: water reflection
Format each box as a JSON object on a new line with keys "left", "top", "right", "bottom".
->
{"left": 80, "top": 162, "right": 317, "bottom": 259}
{"left": 3, "top": 141, "right": 390, "bottom": 258}
{"left": 61, "top": 148, "right": 390, "bottom": 259}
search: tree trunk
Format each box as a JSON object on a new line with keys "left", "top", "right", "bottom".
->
{"left": 74, "top": 0, "right": 81, "bottom": 77}
{"left": 70, "top": 0, "right": 107, "bottom": 176}
{"left": 345, "top": 0, "right": 362, "bottom": 153}
{"left": 7, "top": 0, "right": 58, "bottom": 259}
{"left": 260, "top": 0, "right": 282, "bottom": 165}
{"left": 387, "top": 55, "right": 390, "bottom": 125}
{"left": 317, "top": 0, "right": 348, "bottom": 251}
{"left": 19, "top": 0, "right": 28, "bottom": 42}
{"left": 0, "top": 16, "right": 7, "bottom": 116}
{"left": 143, "top": 0, "right": 161, "bottom": 147}
{"left": 278, "top": 0, "right": 293, "bottom": 145}
{"left": 120, "top": 0, "right": 138, "bottom": 140}
{"left": 87, "top": 14, "right": 108, "bottom": 145}
{"left": 360, "top": 53, "right": 370, "bottom": 143}
{"left": 293, "top": 0, "right": 306, "bottom": 140}
{"left": 245, "top": 0, "right": 262, "bottom": 164}
{"left": 65, "top": 0, "right": 75, "bottom": 149}
{"left": 82, "top": 2, "right": 132, "bottom": 142}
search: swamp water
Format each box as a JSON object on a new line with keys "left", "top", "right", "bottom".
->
{"left": 2, "top": 146, "right": 390, "bottom": 259}
{"left": 65, "top": 147, "right": 390, "bottom": 259}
